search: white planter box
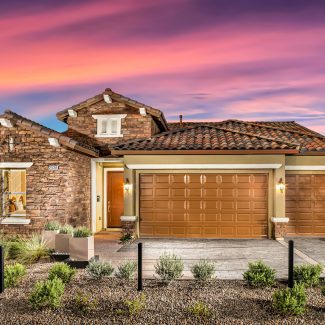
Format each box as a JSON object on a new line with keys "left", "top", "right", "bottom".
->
{"left": 42, "top": 230, "right": 59, "bottom": 249}
{"left": 55, "top": 233, "right": 72, "bottom": 253}
{"left": 69, "top": 236, "right": 94, "bottom": 261}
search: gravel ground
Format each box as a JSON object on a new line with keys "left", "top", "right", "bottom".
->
{"left": 0, "top": 262, "right": 325, "bottom": 324}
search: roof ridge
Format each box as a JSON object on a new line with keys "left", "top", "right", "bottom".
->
{"left": 3, "top": 110, "right": 99, "bottom": 156}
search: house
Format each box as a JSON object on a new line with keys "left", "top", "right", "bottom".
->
{"left": 1, "top": 88, "right": 325, "bottom": 239}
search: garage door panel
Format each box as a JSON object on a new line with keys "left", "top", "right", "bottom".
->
{"left": 286, "top": 173, "right": 325, "bottom": 236}
{"left": 140, "top": 173, "right": 268, "bottom": 239}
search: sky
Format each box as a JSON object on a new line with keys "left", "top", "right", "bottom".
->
{"left": 1, "top": 0, "right": 325, "bottom": 133}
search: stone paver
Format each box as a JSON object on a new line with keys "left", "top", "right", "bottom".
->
{"left": 285, "top": 237, "right": 325, "bottom": 266}
{"left": 95, "top": 237, "right": 307, "bottom": 280}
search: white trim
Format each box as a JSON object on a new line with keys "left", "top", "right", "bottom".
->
{"left": 104, "top": 167, "right": 124, "bottom": 229}
{"left": 126, "top": 163, "right": 282, "bottom": 170}
{"left": 0, "top": 218, "right": 30, "bottom": 225}
{"left": 271, "top": 217, "right": 289, "bottom": 223}
{"left": 92, "top": 114, "right": 126, "bottom": 138}
{"left": 139, "top": 107, "right": 147, "bottom": 116}
{"left": 95, "top": 134, "right": 123, "bottom": 138}
{"left": 121, "top": 216, "right": 137, "bottom": 222}
{"left": 48, "top": 138, "right": 60, "bottom": 147}
{"left": 92, "top": 114, "right": 127, "bottom": 119}
{"left": 68, "top": 109, "right": 77, "bottom": 117}
{"left": 91, "top": 160, "right": 97, "bottom": 233}
{"left": 103, "top": 94, "right": 112, "bottom": 103}
{"left": 0, "top": 118, "right": 13, "bottom": 128}
{"left": 92, "top": 158, "right": 124, "bottom": 163}
{"left": 285, "top": 165, "right": 325, "bottom": 171}
{"left": 0, "top": 162, "right": 33, "bottom": 168}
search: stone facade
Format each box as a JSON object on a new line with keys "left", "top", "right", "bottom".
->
{"left": 0, "top": 124, "right": 91, "bottom": 235}
{"left": 64, "top": 101, "right": 161, "bottom": 147}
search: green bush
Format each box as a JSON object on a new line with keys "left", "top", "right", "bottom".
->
{"left": 6, "top": 239, "right": 26, "bottom": 260}
{"left": 116, "top": 261, "right": 137, "bottom": 280}
{"left": 187, "top": 301, "right": 212, "bottom": 318}
{"left": 321, "top": 285, "right": 325, "bottom": 296}
{"left": 243, "top": 260, "right": 276, "bottom": 288}
{"left": 4, "top": 263, "right": 27, "bottom": 288}
{"left": 59, "top": 224, "right": 74, "bottom": 235}
{"left": 18, "top": 234, "right": 49, "bottom": 264}
{"left": 86, "top": 260, "right": 114, "bottom": 279}
{"left": 44, "top": 221, "right": 60, "bottom": 231}
{"left": 191, "top": 260, "right": 216, "bottom": 281}
{"left": 272, "top": 283, "right": 307, "bottom": 316}
{"left": 125, "top": 293, "right": 146, "bottom": 315}
{"left": 119, "top": 232, "right": 133, "bottom": 243}
{"left": 154, "top": 252, "right": 184, "bottom": 284}
{"left": 48, "top": 262, "right": 76, "bottom": 284}
{"left": 74, "top": 291, "right": 97, "bottom": 316}
{"left": 294, "top": 264, "right": 323, "bottom": 287}
{"left": 73, "top": 227, "right": 92, "bottom": 238}
{"left": 29, "top": 277, "right": 65, "bottom": 310}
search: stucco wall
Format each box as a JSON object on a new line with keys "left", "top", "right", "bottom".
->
{"left": 0, "top": 124, "right": 91, "bottom": 235}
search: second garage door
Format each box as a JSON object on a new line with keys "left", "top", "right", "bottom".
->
{"left": 286, "top": 174, "right": 325, "bottom": 236}
{"left": 139, "top": 173, "right": 268, "bottom": 238}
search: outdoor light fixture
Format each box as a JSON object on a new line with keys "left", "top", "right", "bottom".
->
{"left": 124, "top": 178, "right": 131, "bottom": 192}
{"left": 277, "top": 178, "right": 286, "bottom": 193}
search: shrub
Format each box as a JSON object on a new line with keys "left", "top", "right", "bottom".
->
{"left": 18, "top": 234, "right": 49, "bottom": 264}
{"left": 73, "top": 227, "right": 92, "bottom": 238}
{"left": 44, "top": 221, "right": 60, "bottom": 231}
{"left": 243, "top": 260, "right": 276, "bottom": 288}
{"left": 154, "top": 252, "right": 184, "bottom": 284}
{"left": 29, "top": 277, "right": 65, "bottom": 310}
{"left": 48, "top": 262, "right": 76, "bottom": 284}
{"left": 74, "top": 291, "right": 97, "bottom": 316}
{"left": 116, "top": 261, "right": 137, "bottom": 280}
{"left": 124, "top": 293, "right": 146, "bottom": 315}
{"left": 294, "top": 264, "right": 323, "bottom": 287}
{"left": 119, "top": 232, "right": 133, "bottom": 243}
{"left": 272, "top": 283, "right": 307, "bottom": 316}
{"left": 321, "top": 285, "right": 325, "bottom": 296}
{"left": 191, "top": 260, "right": 216, "bottom": 281}
{"left": 4, "top": 263, "right": 27, "bottom": 288}
{"left": 86, "top": 260, "right": 114, "bottom": 279}
{"left": 187, "top": 301, "right": 212, "bottom": 318}
{"left": 59, "top": 224, "right": 74, "bottom": 235}
{"left": 6, "top": 239, "right": 26, "bottom": 260}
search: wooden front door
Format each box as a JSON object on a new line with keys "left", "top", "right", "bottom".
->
{"left": 107, "top": 172, "right": 124, "bottom": 227}
{"left": 140, "top": 173, "right": 268, "bottom": 238}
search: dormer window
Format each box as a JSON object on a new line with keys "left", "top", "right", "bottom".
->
{"left": 92, "top": 114, "right": 126, "bottom": 137}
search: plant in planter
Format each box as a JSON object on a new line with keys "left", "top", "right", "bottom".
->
{"left": 43, "top": 221, "right": 60, "bottom": 249}
{"left": 55, "top": 224, "right": 74, "bottom": 254}
{"left": 69, "top": 227, "right": 94, "bottom": 261}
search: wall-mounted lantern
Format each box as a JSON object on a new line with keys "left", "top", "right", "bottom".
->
{"left": 276, "top": 178, "right": 286, "bottom": 193}
{"left": 124, "top": 178, "right": 131, "bottom": 193}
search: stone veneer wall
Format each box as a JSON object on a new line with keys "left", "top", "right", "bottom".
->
{"left": 64, "top": 101, "right": 161, "bottom": 146}
{"left": 0, "top": 124, "right": 91, "bottom": 235}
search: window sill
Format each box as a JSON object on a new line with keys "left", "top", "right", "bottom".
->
{"left": 95, "top": 134, "right": 123, "bottom": 138}
{"left": 0, "top": 217, "right": 30, "bottom": 225}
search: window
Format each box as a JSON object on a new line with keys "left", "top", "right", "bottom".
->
{"left": 1, "top": 170, "right": 26, "bottom": 217}
{"left": 92, "top": 114, "right": 126, "bottom": 137}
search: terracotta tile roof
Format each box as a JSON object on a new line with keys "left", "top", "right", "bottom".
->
{"left": 112, "top": 120, "right": 325, "bottom": 153}
{"left": 2, "top": 110, "right": 99, "bottom": 157}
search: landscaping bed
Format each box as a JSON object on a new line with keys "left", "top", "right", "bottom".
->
{"left": 1, "top": 262, "right": 325, "bottom": 325}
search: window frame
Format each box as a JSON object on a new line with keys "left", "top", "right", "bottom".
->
{"left": 1, "top": 169, "right": 27, "bottom": 218}
{"left": 92, "top": 114, "right": 127, "bottom": 138}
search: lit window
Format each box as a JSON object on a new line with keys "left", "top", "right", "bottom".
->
{"left": 2, "top": 170, "right": 27, "bottom": 217}
{"left": 92, "top": 114, "right": 126, "bottom": 137}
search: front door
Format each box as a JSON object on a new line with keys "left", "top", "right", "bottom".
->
{"left": 107, "top": 172, "right": 124, "bottom": 227}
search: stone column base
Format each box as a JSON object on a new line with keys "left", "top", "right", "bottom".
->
{"left": 120, "top": 216, "right": 138, "bottom": 240}
{"left": 271, "top": 217, "right": 289, "bottom": 240}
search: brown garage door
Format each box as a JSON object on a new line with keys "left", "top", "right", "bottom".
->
{"left": 139, "top": 173, "right": 268, "bottom": 238}
{"left": 286, "top": 174, "right": 325, "bottom": 236}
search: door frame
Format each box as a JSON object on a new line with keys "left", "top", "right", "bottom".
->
{"left": 104, "top": 168, "right": 124, "bottom": 229}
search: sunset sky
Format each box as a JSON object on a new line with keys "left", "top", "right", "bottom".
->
{"left": 1, "top": 0, "right": 325, "bottom": 133}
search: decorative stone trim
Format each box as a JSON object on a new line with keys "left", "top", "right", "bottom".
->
{"left": 272, "top": 217, "right": 289, "bottom": 240}
{"left": 0, "top": 218, "right": 31, "bottom": 225}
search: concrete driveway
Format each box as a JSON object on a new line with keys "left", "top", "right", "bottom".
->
{"left": 95, "top": 236, "right": 311, "bottom": 279}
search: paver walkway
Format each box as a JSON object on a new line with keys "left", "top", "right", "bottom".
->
{"left": 95, "top": 236, "right": 308, "bottom": 279}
